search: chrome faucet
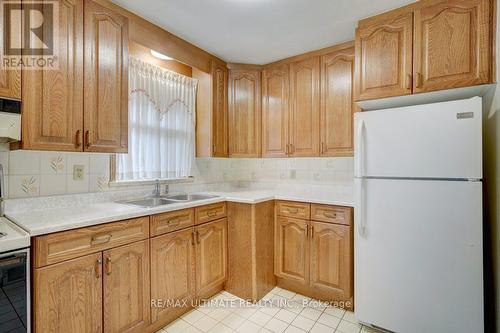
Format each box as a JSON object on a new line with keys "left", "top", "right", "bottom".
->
{"left": 152, "top": 179, "right": 161, "bottom": 197}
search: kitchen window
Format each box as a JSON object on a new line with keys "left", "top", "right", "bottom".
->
{"left": 113, "top": 57, "right": 197, "bottom": 183}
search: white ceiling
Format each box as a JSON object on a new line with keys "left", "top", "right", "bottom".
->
{"left": 113, "top": 0, "right": 414, "bottom": 65}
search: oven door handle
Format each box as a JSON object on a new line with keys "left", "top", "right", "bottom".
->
{"left": 0, "top": 256, "right": 25, "bottom": 267}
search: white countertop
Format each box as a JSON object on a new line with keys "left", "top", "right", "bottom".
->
{"left": 6, "top": 189, "right": 353, "bottom": 236}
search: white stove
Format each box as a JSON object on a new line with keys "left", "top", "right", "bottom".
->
{"left": 0, "top": 217, "right": 30, "bottom": 253}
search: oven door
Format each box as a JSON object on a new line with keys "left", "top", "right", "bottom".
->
{"left": 0, "top": 248, "right": 29, "bottom": 333}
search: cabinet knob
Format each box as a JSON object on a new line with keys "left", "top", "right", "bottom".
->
{"left": 84, "top": 130, "right": 91, "bottom": 148}
{"left": 105, "top": 257, "right": 112, "bottom": 275}
{"left": 75, "top": 130, "right": 81, "bottom": 148}
{"left": 416, "top": 72, "right": 423, "bottom": 88}
{"left": 95, "top": 259, "right": 102, "bottom": 278}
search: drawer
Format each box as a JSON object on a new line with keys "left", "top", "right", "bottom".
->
{"left": 276, "top": 201, "right": 310, "bottom": 220}
{"left": 151, "top": 208, "right": 194, "bottom": 236}
{"left": 195, "top": 202, "right": 227, "bottom": 225}
{"left": 311, "top": 204, "right": 352, "bottom": 225}
{"left": 34, "top": 216, "right": 150, "bottom": 267}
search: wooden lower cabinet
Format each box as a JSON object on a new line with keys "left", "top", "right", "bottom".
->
{"left": 274, "top": 217, "right": 309, "bottom": 285}
{"left": 34, "top": 252, "right": 103, "bottom": 333}
{"left": 150, "top": 228, "right": 196, "bottom": 324}
{"left": 274, "top": 202, "right": 353, "bottom": 306}
{"left": 103, "top": 240, "right": 150, "bottom": 333}
{"left": 310, "top": 222, "right": 352, "bottom": 300}
{"left": 195, "top": 218, "right": 228, "bottom": 298}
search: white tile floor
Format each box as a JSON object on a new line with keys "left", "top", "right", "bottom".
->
{"left": 157, "top": 287, "right": 382, "bottom": 333}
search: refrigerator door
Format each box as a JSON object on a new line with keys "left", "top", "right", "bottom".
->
{"left": 354, "top": 178, "right": 483, "bottom": 333}
{"left": 354, "top": 97, "right": 482, "bottom": 179}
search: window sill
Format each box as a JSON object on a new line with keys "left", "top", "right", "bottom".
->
{"left": 109, "top": 176, "right": 195, "bottom": 188}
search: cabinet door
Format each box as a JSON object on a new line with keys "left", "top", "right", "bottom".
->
{"left": 0, "top": 8, "right": 21, "bottom": 100}
{"left": 212, "top": 61, "right": 228, "bottom": 157}
{"left": 195, "top": 218, "right": 227, "bottom": 297}
{"left": 21, "top": 0, "right": 84, "bottom": 151}
{"left": 34, "top": 253, "right": 103, "bottom": 333}
{"left": 103, "top": 240, "right": 150, "bottom": 333}
{"left": 320, "top": 47, "right": 355, "bottom": 157}
{"left": 150, "top": 228, "right": 195, "bottom": 323}
{"left": 414, "top": 0, "right": 492, "bottom": 93}
{"left": 84, "top": 0, "right": 128, "bottom": 153}
{"left": 262, "top": 64, "right": 289, "bottom": 157}
{"left": 228, "top": 69, "right": 261, "bottom": 157}
{"left": 355, "top": 12, "right": 413, "bottom": 100}
{"left": 274, "top": 217, "right": 309, "bottom": 285}
{"left": 310, "top": 222, "right": 352, "bottom": 300}
{"left": 290, "top": 57, "right": 320, "bottom": 157}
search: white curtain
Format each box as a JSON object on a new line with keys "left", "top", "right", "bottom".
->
{"left": 116, "top": 57, "right": 197, "bottom": 181}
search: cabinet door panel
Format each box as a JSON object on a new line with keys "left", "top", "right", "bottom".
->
{"left": 195, "top": 218, "right": 227, "bottom": 297}
{"left": 356, "top": 13, "right": 413, "bottom": 100}
{"left": 212, "top": 61, "right": 228, "bottom": 157}
{"left": 228, "top": 69, "right": 261, "bottom": 157}
{"left": 151, "top": 228, "right": 195, "bottom": 323}
{"left": 84, "top": 0, "right": 128, "bottom": 153}
{"left": 262, "top": 64, "right": 289, "bottom": 157}
{"left": 290, "top": 57, "right": 320, "bottom": 157}
{"left": 21, "top": 0, "right": 83, "bottom": 151}
{"left": 274, "top": 217, "right": 309, "bottom": 285}
{"left": 103, "top": 240, "right": 150, "bottom": 333}
{"left": 310, "top": 222, "right": 352, "bottom": 300}
{"left": 34, "top": 253, "right": 103, "bottom": 333}
{"left": 0, "top": 5, "right": 21, "bottom": 100}
{"left": 320, "top": 47, "right": 355, "bottom": 157}
{"left": 414, "top": 0, "right": 492, "bottom": 92}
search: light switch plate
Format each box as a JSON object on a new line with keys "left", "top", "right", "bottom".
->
{"left": 73, "top": 165, "right": 85, "bottom": 181}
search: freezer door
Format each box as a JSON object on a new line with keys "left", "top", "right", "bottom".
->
{"left": 354, "top": 178, "right": 483, "bottom": 333}
{"left": 354, "top": 97, "right": 482, "bottom": 179}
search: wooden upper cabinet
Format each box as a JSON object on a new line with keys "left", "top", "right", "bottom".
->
{"left": 355, "top": 12, "right": 413, "bottom": 100}
{"left": 0, "top": 2, "right": 21, "bottom": 100}
{"left": 262, "top": 64, "right": 290, "bottom": 157}
{"left": 103, "top": 240, "right": 150, "bottom": 333}
{"left": 310, "top": 222, "right": 352, "bottom": 300}
{"left": 413, "top": 0, "right": 493, "bottom": 93}
{"left": 34, "top": 253, "right": 103, "bottom": 333}
{"left": 21, "top": 0, "right": 84, "bottom": 151}
{"left": 228, "top": 68, "right": 261, "bottom": 157}
{"left": 195, "top": 218, "right": 227, "bottom": 298}
{"left": 212, "top": 61, "right": 229, "bottom": 157}
{"left": 290, "top": 57, "right": 320, "bottom": 157}
{"left": 151, "top": 228, "right": 195, "bottom": 323}
{"left": 84, "top": 0, "right": 128, "bottom": 153}
{"left": 320, "top": 46, "right": 355, "bottom": 157}
{"left": 275, "top": 217, "right": 309, "bottom": 285}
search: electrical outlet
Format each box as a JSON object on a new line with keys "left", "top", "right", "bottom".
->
{"left": 73, "top": 165, "right": 85, "bottom": 181}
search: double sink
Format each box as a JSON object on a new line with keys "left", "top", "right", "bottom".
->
{"left": 119, "top": 193, "right": 218, "bottom": 208}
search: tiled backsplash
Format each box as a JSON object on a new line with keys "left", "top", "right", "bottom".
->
{"left": 1, "top": 150, "right": 354, "bottom": 199}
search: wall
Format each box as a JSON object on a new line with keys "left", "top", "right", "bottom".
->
{"left": 0, "top": 148, "right": 353, "bottom": 199}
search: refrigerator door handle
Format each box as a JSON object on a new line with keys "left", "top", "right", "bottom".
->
{"left": 356, "top": 178, "right": 366, "bottom": 237}
{"left": 355, "top": 119, "right": 365, "bottom": 178}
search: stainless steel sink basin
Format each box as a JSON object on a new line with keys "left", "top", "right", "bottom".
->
{"left": 164, "top": 194, "right": 218, "bottom": 202}
{"left": 119, "top": 197, "right": 177, "bottom": 208}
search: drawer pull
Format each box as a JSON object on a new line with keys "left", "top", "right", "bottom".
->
{"left": 91, "top": 233, "right": 112, "bottom": 245}
{"left": 323, "top": 212, "right": 337, "bottom": 218}
{"left": 105, "top": 257, "right": 112, "bottom": 275}
{"left": 207, "top": 210, "right": 217, "bottom": 217}
{"left": 95, "top": 259, "right": 102, "bottom": 278}
{"left": 286, "top": 208, "right": 299, "bottom": 214}
{"left": 168, "top": 218, "right": 181, "bottom": 226}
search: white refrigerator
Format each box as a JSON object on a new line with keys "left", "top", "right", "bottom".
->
{"left": 354, "top": 97, "right": 484, "bottom": 333}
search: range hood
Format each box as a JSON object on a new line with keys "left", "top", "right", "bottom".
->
{"left": 0, "top": 98, "right": 21, "bottom": 142}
